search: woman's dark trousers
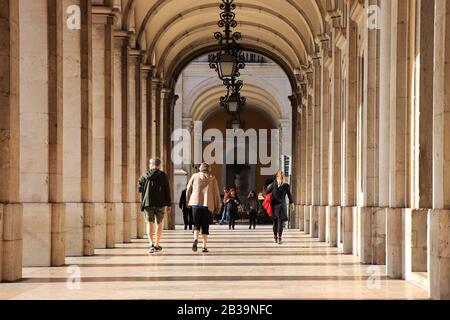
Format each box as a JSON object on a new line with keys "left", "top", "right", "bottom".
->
{"left": 273, "top": 218, "right": 283, "bottom": 239}
{"left": 228, "top": 210, "right": 236, "bottom": 229}
{"left": 183, "top": 209, "right": 193, "bottom": 230}
{"left": 249, "top": 211, "right": 257, "bottom": 229}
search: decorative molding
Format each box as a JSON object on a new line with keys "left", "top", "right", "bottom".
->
{"left": 350, "top": 1, "right": 365, "bottom": 24}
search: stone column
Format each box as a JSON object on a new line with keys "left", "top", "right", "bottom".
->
{"left": 138, "top": 65, "right": 152, "bottom": 239}
{"left": 162, "top": 91, "right": 178, "bottom": 231}
{"left": 319, "top": 38, "right": 331, "bottom": 243}
{"left": 92, "top": 7, "right": 110, "bottom": 250}
{"left": 304, "top": 90, "right": 313, "bottom": 234}
{"left": 145, "top": 68, "right": 155, "bottom": 162}
{"left": 80, "top": 0, "right": 94, "bottom": 256}
{"left": 112, "top": 32, "right": 127, "bottom": 244}
{"left": 151, "top": 77, "right": 162, "bottom": 158}
{"left": 159, "top": 88, "right": 171, "bottom": 169}
{"left": 328, "top": 23, "right": 344, "bottom": 248}
{"left": 104, "top": 12, "right": 115, "bottom": 249}
{"left": 311, "top": 57, "right": 322, "bottom": 238}
{"left": 386, "top": 0, "right": 410, "bottom": 278}
{"left": 19, "top": 0, "right": 52, "bottom": 267}
{"left": 430, "top": 0, "right": 450, "bottom": 300}
{"left": 412, "top": 0, "right": 435, "bottom": 210}
{"left": 48, "top": 0, "right": 65, "bottom": 267}
{"left": 341, "top": 10, "right": 359, "bottom": 255}
{"left": 62, "top": 0, "right": 90, "bottom": 257}
{"left": 403, "top": 0, "right": 435, "bottom": 283}
{"left": 127, "top": 50, "right": 140, "bottom": 241}
{"left": 358, "top": 0, "right": 385, "bottom": 265}
{"left": 0, "top": 0, "right": 22, "bottom": 282}
{"left": 289, "top": 93, "right": 302, "bottom": 230}
{"left": 299, "top": 87, "right": 307, "bottom": 232}
{"left": 374, "top": 0, "right": 392, "bottom": 267}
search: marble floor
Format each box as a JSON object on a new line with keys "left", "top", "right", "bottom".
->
{"left": 1, "top": 225, "right": 428, "bottom": 300}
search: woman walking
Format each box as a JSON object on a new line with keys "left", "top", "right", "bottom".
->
{"left": 246, "top": 191, "right": 260, "bottom": 229}
{"left": 186, "top": 163, "right": 221, "bottom": 253}
{"left": 225, "top": 188, "right": 240, "bottom": 230}
{"left": 266, "top": 170, "right": 294, "bottom": 244}
{"left": 219, "top": 187, "right": 230, "bottom": 225}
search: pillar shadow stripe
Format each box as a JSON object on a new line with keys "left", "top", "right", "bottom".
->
{"left": 68, "top": 262, "right": 361, "bottom": 268}
{"left": 109, "top": 246, "right": 324, "bottom": 250}
{"left": 20, "top": 275, "right": 390, "bottom": 283}
{"left": 92, "top": 252, "right": 341, "bottom": 257}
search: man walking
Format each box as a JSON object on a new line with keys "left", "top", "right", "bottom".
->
{"left": 179, "top": 187, "right": 193, "bottom": 231}
{"left": 138, "top": 158, "right": 172, "bottom": 254}
{"left": 186, "top": 163, "right": 221, "bottom": 253}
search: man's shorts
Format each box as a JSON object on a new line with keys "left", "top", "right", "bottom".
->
{"left": 144, "top": 207, "right": 165, "bottom": 224}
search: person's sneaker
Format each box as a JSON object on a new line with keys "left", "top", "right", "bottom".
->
{"left": 148, "top": 245, "right": 156, "bottom": 254}
{"left": 249, "top": 226, "right": 252, "bottom": 229}
{"left": 202, "top": 248, "right": 209, "bottom": 253}
{"left": 274, "top": 237, "right": 278, "bottom": 244}
{"left": 278, "top": 238, "right": 283, "bottom": 245}
{"left": 192, "top": 239, "right": 198, "bottom": 252}
{"left": 154, "top": 245, "right": 163, "bottom": 252}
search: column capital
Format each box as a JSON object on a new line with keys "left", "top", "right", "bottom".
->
{"left": 113, "top": 30, "right": 132, "bottom": 41}
{"left": 289, "top": 92, "right": 303, "bottom": 110}
{"left": 92, "top": 5, "right": 115, "bottom": 24}
{"left": 141, "top": 64, "right": 154, "bottom": 77}
{"left": 151, "top": 76, "right": 163, "bottom": 86}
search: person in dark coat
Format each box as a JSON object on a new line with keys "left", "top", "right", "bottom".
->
{"left": 225, "top": 188, "right": 240, "bottom": 230}
{"left": 266, "top": 170, "right": 294, "bottom": 245}
{"left": 179, "top": 188, "right": 193, "bottom": 230}
{"left": 138, "top": 158, "right": 171, "bottom": 254}
{"left": 246, "top": 191, "right": 260, "bottom": 229}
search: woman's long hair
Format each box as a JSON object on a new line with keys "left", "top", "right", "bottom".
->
{"left": 248, "top": 190, "right": 257, "bottom": 199}
{"left": 228, "top": 188, "right": 237, "bottom": 198}
{"left": 276, "top": 170, "right": 286, "bottom": 187}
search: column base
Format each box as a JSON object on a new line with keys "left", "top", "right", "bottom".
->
{"left": 358, "top": 207, "right": 387, "bottom": 265}
{"left": 310, "top": 206, "right": 319, "bottom": 238}
{"left": 94, "top": 203, "right": 107, "bottom": 249}
{"left": 318, "top": 206, "right": 326, "bottom": 242}
{"left": 130, "top": 203, "right": 137, "bottom": 239}
{"left": 337, "top": 206, "right": 343, "bottom": 250}
{"left": 304, "top": 206, "right": 311, "bottom": 234}
{"left": 123, "top": 203, "right": 131, "bottom": 243}
{"left": 353, "top": 207, "right": 359, "bottom": 256}
{"left": 404, "top": 209, "right": 428, "bottom": 280}
{"left": 1, "top": 204, "right": 23, "bottom": 282}
{"left": 51, "top": 203, "right": 65, "bottom": 266}
{"left": 386, "top": 208, "right": 405, "bottom": 279}
{"left": 23, "top": 203, "right": 51, "bottom": 267}
{"left": 115, "top": 203, "right": 124, "bottom": 244}
{"left": 65, "top": 203, "right": 84, "bottom": 256}
{"left": 106, "top": 203, "right": 115, "bottom": 248}
{"left": 136, "top": 204, "right": 144, "bottom": 239}
{"left": 298, "top": 205, "right": 305, "bottom": 231}
{"left": 428, "top": 209, "right": 450, "bottom": 300}
{"left": 326, "top": 206, "right": 338, "bottom": 247}
{"left": 358, "top": 207, "right": 374, "bottom": 264}
{"left": 342, "top": 206, "right": 355, "bottom": 254}
{"left": 372, "top": 208, "right": 387, "bottom": 265}
{"left": 83, "top": 204, "right": 95, "bottom": 256}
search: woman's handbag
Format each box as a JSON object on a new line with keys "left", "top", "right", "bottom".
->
{"left": 262, "top": 193, "right": 273, "bottom": 217}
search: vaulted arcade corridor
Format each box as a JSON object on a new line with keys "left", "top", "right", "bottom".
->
{"left": 0, "top": 0, "right": 449, "bottom": 300}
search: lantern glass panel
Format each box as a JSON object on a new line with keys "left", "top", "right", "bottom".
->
{"left": 227, "top": 92, "right": 239, "bottom": 113}
{"left": 219, "top": 52, "right": 236, "bottom": 78}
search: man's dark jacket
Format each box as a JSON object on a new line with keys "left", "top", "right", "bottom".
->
{"left": 179, "top": 189, "right": 190, "bottom": 212}
{"left": 138, "top": 169, "right": 171, "bottom": 211}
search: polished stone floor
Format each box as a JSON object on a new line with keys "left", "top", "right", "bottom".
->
{"left": 1, "top": 225, "right": 428, "bottom": 300}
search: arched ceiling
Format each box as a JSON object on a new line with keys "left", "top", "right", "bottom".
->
{"left": 190, "top": 84, "right": 283, "bottom": 123}
{"left": 120, "top": 0, "right": 325, "bottom": 86}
